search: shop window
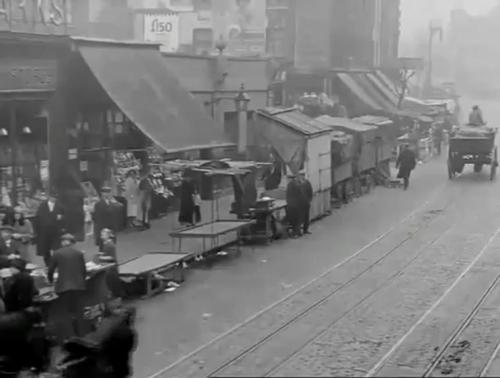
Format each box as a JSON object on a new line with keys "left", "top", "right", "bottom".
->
{"left": 194, "top": 0, "right": 211, "bottom": 11}
{"left": 193, "top": 28, "right": 214, "bottom": 54}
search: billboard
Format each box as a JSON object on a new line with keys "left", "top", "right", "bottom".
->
{"left": 143, "top": 13, "right": 180, "bottom": 52}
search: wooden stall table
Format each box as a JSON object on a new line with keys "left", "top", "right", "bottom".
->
{"left": 170, "top": 219, "right": 255, "bottom": 256}
{"left": 118, "top": 252, "right": 189, "bottom": 298}
{"left": 248, "top": 200, "right": 287, "bottom": 244}
{"left": 33, "top": 264, "right": 115, "bottom": 344}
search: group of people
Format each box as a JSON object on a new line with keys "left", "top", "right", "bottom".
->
{"left": 286, "top": 171, "right": 313, "bottom": 238}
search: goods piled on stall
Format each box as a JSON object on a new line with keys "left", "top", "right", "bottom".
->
{"left": 453, "top": 125, "right": 496, "bottom": 138}
{"left": 112, "top": 151, "right": 142, "bottom": 195}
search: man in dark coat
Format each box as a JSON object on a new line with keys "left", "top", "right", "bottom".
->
{"left": 48, "top": 233, "right": 87, "bottom": 339}
{"left": 286, "top": 174, "right": 303, "bottom": 238}
{"left": 4, "top": 258, "right": 38, "bottom": 312}
{"left": 396, "top": 145, "right": 417, "bottom": 190}
{"left": 299, "top": 171, "right": 313, "bottom": 235}
{"left": 94, "top": 187, "right": 118, "bottom": 251}
{"left": 34, "top": 191, "right": 65, "bottom": 267}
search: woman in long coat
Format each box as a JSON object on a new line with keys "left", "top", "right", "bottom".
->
{"left": 178, "top": 176, "right": 196, "bottom": 226}
{"left": 396, "top": 145, "right": 417, "bottom": 191}
{"left": 123, "top": 170, "right": 139, "bottom": 227}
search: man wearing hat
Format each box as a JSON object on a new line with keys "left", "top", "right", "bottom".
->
{"left": 48, "top": 233, "right": 87, "bottom": 339}
{"left": 4, "top": 258, "right": 37, "bottom": 312}
{"left": 94, "top": 187, "right": 118, "bottom": 251}
{"left": 34, "top": 191, "right": 65, "bottom": 267}
{"left": 298, "top": 170, "right": 313, "bottom": 235}
{"left": 286, "top": 173, "right": 303, "bottom": 238}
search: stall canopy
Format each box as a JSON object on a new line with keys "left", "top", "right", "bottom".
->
{"left": 256, "top": 107, "right": 331, "bottom": 174}
{"left": 366, "top": 72, "right": 400, "bottom": 107}
{"left": 74, "top": 38, "right": 232, "bottom": 153}
{"left": 336, "top": 73, "right": 383, "bottom": 113}
{"left": 351, "top": 73, "right": 400, "bottom": 114}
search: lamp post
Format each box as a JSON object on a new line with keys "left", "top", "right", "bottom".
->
{"left": 425, "top": 19, "right": 443, "bottom": 94}
{"left": 234, "top": 83, "right": 250, "bottom": 155}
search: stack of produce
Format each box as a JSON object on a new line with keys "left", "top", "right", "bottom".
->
{"left": 454, "top": 125, "right": 496, "bottom": 138}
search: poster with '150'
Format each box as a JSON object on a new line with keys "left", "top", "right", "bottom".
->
{"left": 143, "top": 13, "right": 180, "bottom": 53}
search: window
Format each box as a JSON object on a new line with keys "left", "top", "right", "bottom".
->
{"left": 194, "top": 0, "right": 211, "bottom": 11}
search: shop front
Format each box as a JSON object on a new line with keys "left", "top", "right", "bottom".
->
{"left": 62, "top": 38, "right": 232, "bottom": 237}
{"left": 0, "top": 33, "right": 69, "bottom": 219}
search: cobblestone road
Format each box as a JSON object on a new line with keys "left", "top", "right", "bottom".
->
{"left": 146, "top": 157, "right": 500, "bottom": 378}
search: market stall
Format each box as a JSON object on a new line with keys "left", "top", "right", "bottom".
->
{"left": 315, "top": 116, "right": 377, "bottom": 200}
{"left": 246, "top": 198, "right": 287, "bottom": 243}
{"left": 168, "top": 159, "right": 268, "bottom": 255}
{"left": 22, "top": 262, "right": 116, "bottom": 344}
{"left": 256, "top": 107, "right": 332, "bottom": 220}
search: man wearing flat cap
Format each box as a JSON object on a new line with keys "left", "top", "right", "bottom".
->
{"left": 94, "top": 186, "right": 119, "bottom": 251}
{"left": 48, "top": 233, "right": 87, "bottom": 339}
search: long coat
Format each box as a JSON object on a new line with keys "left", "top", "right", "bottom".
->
{"left": 397, "top": 149, "right": 417, "bottom": 179}
{"left": 34, "top": 201, "right": 65, "bottom": 258}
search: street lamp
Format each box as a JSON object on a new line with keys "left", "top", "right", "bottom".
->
{"left": 234, "top": 83, "right": 250, "bottom": 155}
{"left": 425, "top": 19, "right": 443, "bottom": 94}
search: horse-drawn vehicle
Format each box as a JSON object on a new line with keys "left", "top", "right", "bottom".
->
{"left": 447, "top": 125, "right": 498, "bottom": 180}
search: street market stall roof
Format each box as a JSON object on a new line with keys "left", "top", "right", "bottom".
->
{"left": 72, "top": 37, "right": 233, "bottom": 153}
{"left": 315, "top": 115, "right": 378, "bottom": 134}
{"left": 352, "top": 115, "right": 393, "bottom": 126}
{"left": 336, "top": 72, "right": 383, "bottom": 112}
{"left": 366, "top": 72, "right": 400, "bottom": 106}
{"left": 256, "top": 107, "right": 331, "bottom": 173}
{"left": 350, "top": 73, "right": 400, "bottom": 114}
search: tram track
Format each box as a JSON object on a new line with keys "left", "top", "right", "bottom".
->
{"left": 151, "top": 188, "right": 450, "bottom": 378}
{"left": 363, "top": 221, "right": 500, "bottom": 378}
{"left": 422, "top": 273, "right": 500, "bottom": 377}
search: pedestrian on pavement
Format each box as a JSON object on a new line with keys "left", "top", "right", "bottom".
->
{"left": 34, "top": 191, "right": 64, "bottom": 267}
{"left": 48, "top": 233, "right": 87, "bottom": 339}
{"left": 396, "top": 144, "right": 417, "bottom": 190}
{"left": 138, "top": 171, "right": 154, "bottom": 230}
{"left": 12, "top": 206, "right": 34, "bottom": 262}
{"left": 432, "top": 124, "right": 444, "bottom": 156}
{"left": 286, "top": 173, "right": 303, "bottom": 238}
{"left": 298, "top": 171, "right": 313, "bottom": 235}
{"left": 94, "top": 187, "right": 118, "bottom": 252}
{"left": 123, "top": 169, "right": 139, "bottom": 228}
{"left": 178, "top": 174, "right": 196, "bottom": 226}
{"left": 193, "top": 189, "right": 202, "bottom": 224}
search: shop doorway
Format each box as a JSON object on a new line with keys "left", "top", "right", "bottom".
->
{"left": 0, "top": 100, "right": 48, "bottom": 213}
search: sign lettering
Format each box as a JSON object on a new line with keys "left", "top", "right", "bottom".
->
{"left": 143, "top": 13, "right": 179, "bottom": 52}
{"left": 0, "top": 0, "right": 69, "bottom": 33}
{"left": 0, "top": 60, "right": 57, "bottom": 91}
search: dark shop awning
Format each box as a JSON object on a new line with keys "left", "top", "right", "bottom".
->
{"left": 75, "top": 39, "right": 232, "bottom": 153}
{"left": 336, "top": 72, "right": 383, "bottom": 112}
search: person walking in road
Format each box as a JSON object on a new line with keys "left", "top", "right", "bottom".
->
{"left": 396, "top": 144, "right": 417, "bottom": 190}
{"left": 94, "top": 187, "right": 118, "bottom": 251}
{"left": 298, "top": 171, "right": 313, "bottom": 235}
{"left": 286, "top": 173, "right": 303, "bottom": 238}
{"left": 34, "top": 191, "right": 64, "bottom": 267}
{"left": 48, "top": 233, "right": 87, "bottom": 339}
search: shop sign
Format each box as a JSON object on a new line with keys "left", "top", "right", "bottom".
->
{"left": 0, "top": 0, "right": 70, "bottom": 34}
{"left": 143, "top": 13, "right": 180, "bottom": 52}
{"left": 0, "top": 59, "right": 57, "bottom": 92}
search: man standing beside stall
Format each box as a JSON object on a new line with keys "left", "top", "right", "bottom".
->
{"left": 299, "top": 171, "right": 313, "bottom": 235}
{"left": 286, "top": 174, "right": 303, "bottom": 238}
{"left": 48, "top": 233, "right": 87, "bottom": 339}
{"left": 34, "top": 191, "right": 65, "bottom": 267}
{"left": 396, "top": 144, "right": 417, "bottom": 190}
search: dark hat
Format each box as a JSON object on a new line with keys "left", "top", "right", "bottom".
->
{"left": 101, "top": 186, "right": 112, "bottom": 193}
{"left": 60, "top": 233, "right": 76, "bottom": 243}
{"left": 0, "top": 225, "right": 14, "bottom": 232}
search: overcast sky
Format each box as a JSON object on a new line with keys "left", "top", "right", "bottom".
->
{"left": 400, "top": 0, "right": 497, "bottom": 54}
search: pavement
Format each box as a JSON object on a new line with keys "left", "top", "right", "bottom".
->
{"left": 124, "top": 156, "right": 447, "bottom": 378}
